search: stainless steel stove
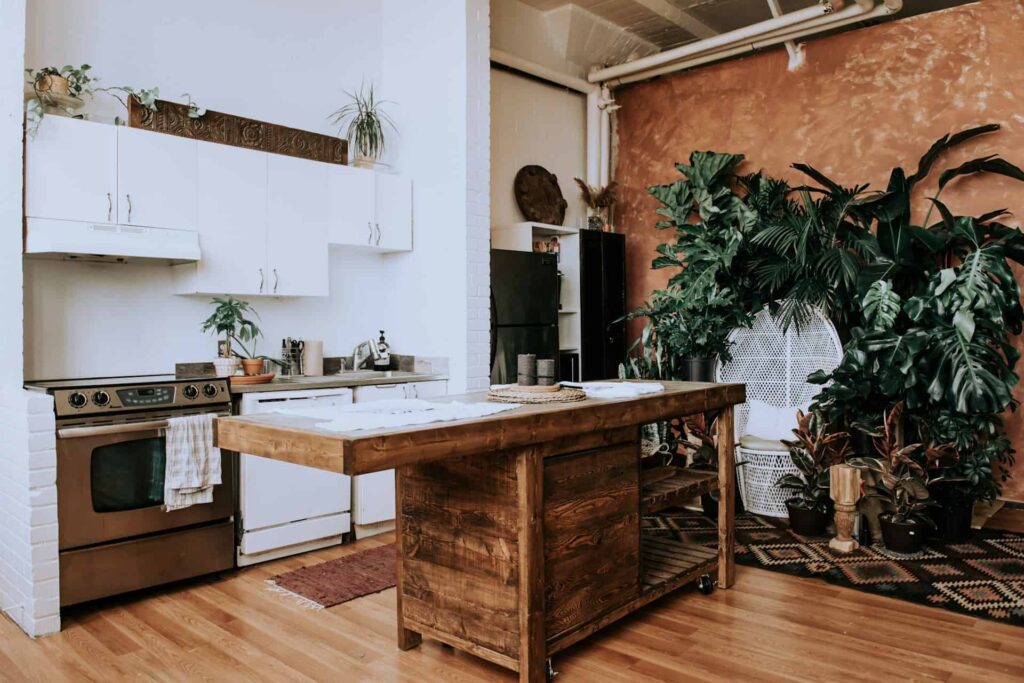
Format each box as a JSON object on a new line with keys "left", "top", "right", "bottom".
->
{"left": 26, "top": 374, "right": 235, "bottom": 607}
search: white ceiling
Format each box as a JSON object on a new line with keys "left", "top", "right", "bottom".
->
{"left": 517, "top": 0, "right": 978, "bottom": 53}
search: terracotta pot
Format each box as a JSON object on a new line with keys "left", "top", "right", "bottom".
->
{"left": 786, "top": 499, "right": 829, "bottom": 536}
{"left": 240, "top": 358, "right": 265, "bottom": 376}
{"left": 35, "top": 74, "right": 69, "bottom": 96}
{"left": 880, "top": 514, "right": 928, "bottom": 554}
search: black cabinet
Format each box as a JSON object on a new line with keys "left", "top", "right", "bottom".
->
{"left": 579, "top": 231, "right": 626, "bottom": 381}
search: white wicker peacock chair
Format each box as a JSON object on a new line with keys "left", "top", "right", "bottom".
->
{"left": 714, "top": 305, "right": 843, "bottom": 517}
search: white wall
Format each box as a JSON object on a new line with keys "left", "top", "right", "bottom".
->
{"left": 22, "top": 0, "right": 400, "bottom": 378}
{"left": 490, "top": 68, "right": 587, "bottom": 228}
{"left": 380, "top": 0, "right": 491, "bottom": 393}
{"left": 2, "top": 0, "right": 61, "bottom": 639}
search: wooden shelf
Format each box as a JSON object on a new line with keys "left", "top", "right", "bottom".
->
{"left": 641, "top": 533, "right": 717, "bottom": 596}
{"left": 641, "top": 466, "right": 719, "bottom": 515}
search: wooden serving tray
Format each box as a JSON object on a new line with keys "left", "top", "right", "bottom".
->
{"left": 230, "top": 372, "right": 275, "bottom": 386}
{"left": 510, "top": 383, "right": 561, "bottom": 393}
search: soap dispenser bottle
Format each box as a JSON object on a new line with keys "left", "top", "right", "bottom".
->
{"left": 374, "top": 330, "right": 391, "bottom": 371}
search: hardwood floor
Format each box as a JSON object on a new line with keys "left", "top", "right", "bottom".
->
{"left": 3, "top": 532, "right": 1023, "bottom": 682}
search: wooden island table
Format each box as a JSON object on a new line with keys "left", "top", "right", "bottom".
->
{"left": 216, "top": 380, "right": 745, "bottom": 682}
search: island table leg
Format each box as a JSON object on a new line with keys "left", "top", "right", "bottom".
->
{"left": 717, "top": 405, "right": 736, "bottom": 589}
{"left": 394, "top": 465, "right": 422, "bottom": 650}
{"left": 516, "top": 448, "right": 546, "bottom": 683}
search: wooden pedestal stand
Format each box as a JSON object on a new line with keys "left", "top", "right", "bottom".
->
{"left": 830, "top": 464, "right": 861, "bottom": 553}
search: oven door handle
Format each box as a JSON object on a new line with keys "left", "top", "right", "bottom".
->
{"left": 57, "top": 420, "right": 170, "bottom": 439}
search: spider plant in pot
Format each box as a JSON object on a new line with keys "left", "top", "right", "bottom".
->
{"left": 200, "top": 297, "right": 268, "bottom": 377}
{"left": 848, "top": 404, "right": 953, "bottom": 554}
{"left": 776, "top": 410, "right": 850, "bottom": 536}
{"left": 328, "top": 83, "right": 395, "bottom": 169}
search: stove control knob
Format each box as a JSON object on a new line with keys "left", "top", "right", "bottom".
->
{"left": 202, "top": 383, "right": 219, "bottom": 398}
{"left": 92, "top": 390, "right": 110, "bottom": 406}
{"left": 68, "top": 392, "right": 87, "bottom": 409}
{"left": 182, "top": 384, "right": 199, "bottom": 400}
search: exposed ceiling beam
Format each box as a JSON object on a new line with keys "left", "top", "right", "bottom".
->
{"left": 632, "top": 0, "right": 718, "bottom": 39}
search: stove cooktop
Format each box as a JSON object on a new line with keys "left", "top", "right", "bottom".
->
{"left": 27, "top": 374, "right": 230, "bottom": 418}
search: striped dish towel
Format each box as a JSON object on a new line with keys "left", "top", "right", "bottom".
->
{"left": 164, "top": 413, "right": 221, "bottom": 511}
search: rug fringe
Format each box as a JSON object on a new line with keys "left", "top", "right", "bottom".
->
{"left": 264, "top": 579, "right": 325, "bottom": 610}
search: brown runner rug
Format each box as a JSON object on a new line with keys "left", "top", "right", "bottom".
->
{"left": 267, "top": 544, "right": 396, "bottom": 609}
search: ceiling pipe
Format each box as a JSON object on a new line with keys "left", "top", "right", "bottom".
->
{"left": 587, "top": 2, "right": 834, "bottom": 83}
{"left": 604, "top": 0, "right": 901, "bottom": 87}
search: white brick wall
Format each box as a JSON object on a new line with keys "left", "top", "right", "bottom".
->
{"left": 0, "top": 389, "right": 60, "bottom": 637}
{"left": 465, "top": 0, "right": 491, "bottom": 392}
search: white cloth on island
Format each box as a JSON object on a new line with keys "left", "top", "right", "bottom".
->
{"left": 163, "top": 413, "right": 221, "bottom": 511}
{"left": 561, "top": 381, "right": 665, "bottom": 399}
{"left": 272, "top": 398, "right": 521, "bottom": 433}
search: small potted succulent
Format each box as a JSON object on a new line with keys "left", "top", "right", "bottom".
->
{"left": 849, "top": 404, "right": 953, "bottom": 554}
{"left": 776, "top": 410, "right": 849, "bottom": 536}
{"left": 200, "top": 297, "right": 265, "bottom": 377}
{"left": 328, "top": 82, "right": 396, "bottom": 169}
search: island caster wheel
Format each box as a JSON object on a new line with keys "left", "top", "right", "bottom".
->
{"left": 697, "top": 574, "right": 715, "bottom": 595}
{"left": 546, "top": 658, "right": 558, "bottom": 681}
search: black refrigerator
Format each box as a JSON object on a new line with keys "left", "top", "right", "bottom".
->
{"left": 490, "top": 250, "right": 559, "bottom": 385}
{"left": 580, "top": 231, "right": 626, "bottom": 381}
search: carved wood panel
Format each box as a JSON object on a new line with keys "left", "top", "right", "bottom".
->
{"left": 128, "top": 98, "right": 348, "bottom": 165}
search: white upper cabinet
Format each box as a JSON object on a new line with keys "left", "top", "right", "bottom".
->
{"left": 327, "top": 165, "right": 375, "bottom": 247}
{"left": 267, "top": 155, "right": 330, "bottom": 297}
{"left": 328, "top": 168, "right": 412, "bottom": 252}
{"left": 374, "top": 173, "right": 413, "bottom": 251}
{"left": 25, "top": 116, "right": 117, "bottom": 224}
{"left": 116, "top": 127, "right": 198, "bottom": 231}
{"left": 176, "top": 142, "right": 268, "bottom": 295}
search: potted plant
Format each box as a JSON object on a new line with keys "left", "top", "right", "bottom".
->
{"left": 328, "top": 82, "right": 396, "bottom": 169}
{"left": 574, "top": 178, "right": 618, "bottom": 231}
{"left": 683, "top": 413, "right": 747, "bottom": 518}
{"left": 200, "top": 297, "right": 267, "bottom": 377}
{"left": 848, "top": 404, "right": 952, "bottom": 554}
{"left": 776, "top": 410, "right": 849, "bottom": 536}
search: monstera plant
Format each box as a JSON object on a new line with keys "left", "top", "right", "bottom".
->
{"left": 809, "top": 124, "right": 1024, "bottom": 513}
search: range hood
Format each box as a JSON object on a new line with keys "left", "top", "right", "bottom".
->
{"left": 25, "top": 218, "right": 201, "bottom": 264}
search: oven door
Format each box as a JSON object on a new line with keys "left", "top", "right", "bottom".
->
{"left": 57, "top": 419, "right": 234, "bottom": 551}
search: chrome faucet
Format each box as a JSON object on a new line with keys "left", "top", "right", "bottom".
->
{"left": 352, "top": 338, "right": 379, "bottom": 371}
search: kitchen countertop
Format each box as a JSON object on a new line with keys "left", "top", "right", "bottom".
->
{"left": 228, "top": 370, "right": 448, "bottom": 394}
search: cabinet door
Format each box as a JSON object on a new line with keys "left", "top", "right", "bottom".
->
{"left": 351, "top": 383, "right": 411, "bottom": 526}
{"left": 25, "top": 116, "right": 117, "bottom": 224}
{"left": 181, "top": 142, "right": 267, "bottom": 295}
{"left": 267, "top": 155, "right": 329, "bottom": 296}
{"left": 327, "top": 165, "right": 375, "bottom": 247}
{"left": 405, "top": 380, "right": 448, "bottom": 399}
{"left": 117, "top": 127, "right": 197, "bottom": 230}
{"left": 374, "top": 173, "right": 412, "bottom": 251}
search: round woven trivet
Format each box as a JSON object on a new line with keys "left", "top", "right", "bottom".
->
{"left": 487, "top": 387, "right": 587, "bottom": 404}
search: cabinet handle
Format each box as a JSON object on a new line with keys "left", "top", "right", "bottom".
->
{"left": 258, "top": 268, "right": 264, "bottom": 293}
{"left": 106, "top": 193, "right": 112, "bottom": 221}
{"left": 375, "top": 223, "right": 381, "bottom": 246}
{"left": 126, "top": 194, "right": 133, "bottom": 223}
{"left": 367, "top": 222, "right": 373, "bottom": 245}
{"left": 273, "top": 268, "right": 279, "bottom": 293}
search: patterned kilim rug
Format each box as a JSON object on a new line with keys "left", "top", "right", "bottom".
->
{"left": 645, "top": 510, "right": 1024, "bottom": 626}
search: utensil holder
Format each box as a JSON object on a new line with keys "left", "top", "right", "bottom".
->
{"left": 536, "top": 359, "right": 556, "bottom": 386}
{"left": 517, "top": 354, "right": 537, "bottom": 386}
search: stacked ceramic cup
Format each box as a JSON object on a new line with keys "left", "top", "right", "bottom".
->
{"left": 517, "top": 354, "right": 537, "bottom": 386}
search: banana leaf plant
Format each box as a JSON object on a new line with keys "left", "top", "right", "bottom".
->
{"left": 776, "top": 410, "right": 850, "bottom": 513}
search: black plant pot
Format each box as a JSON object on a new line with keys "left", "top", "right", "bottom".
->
{"left": 700, "top": 487, "right": 745, "bottom": 519}
{"left": 786, "top": 500, "right": 829, "bottom": 537}
{"left": 880, "top": 514, "right": 928, "bottom": 554}
{"left": 682, "top": 358, "right": 715, "bottom": 382}
{"left": 930, "top": 495, "right": 974, "bottom": 542}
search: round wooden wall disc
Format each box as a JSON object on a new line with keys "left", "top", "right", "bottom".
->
{"left": 514, "top": 165, "right": 568, "bottom": 225}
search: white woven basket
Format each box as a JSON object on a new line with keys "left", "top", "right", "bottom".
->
{"left": 736, "top": 447, "right": 799, "bottom": 517}
{"left": 716, "top": 305, "right": 844, "bottom": 518}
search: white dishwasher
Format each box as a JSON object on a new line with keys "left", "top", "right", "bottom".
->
{"left": 352, "top": 380, "right": 448, "bottom": 538}
{"left": 237, "top": 387, "right": 353, "bottom": 566}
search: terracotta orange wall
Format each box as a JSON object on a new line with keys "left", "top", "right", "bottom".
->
{"left": 613, "top": 0, "right": 1024, "bottom": 500}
